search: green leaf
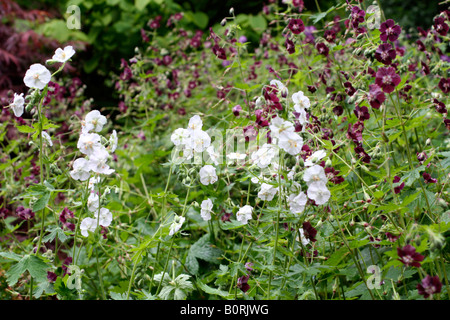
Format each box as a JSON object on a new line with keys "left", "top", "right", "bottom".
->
{"left": 42, "top": 226, "right": 70, "bottom": 243}
{"left": 5, "top": 255, "right": 49, "bottom": 286}
{"left": 135, "top": 0, "right": 151, "bottom": 11}
{"left": 16, "top": 125, "right": 36, "bottom": 134}
{"left": 249, "top": 14, "right": 267, "bottom": 33}
{"left": 32, "top": 191, "right": 51, "bottom": 212}
{"left": 197, "top": 281, "right": 232, "bottom": 298}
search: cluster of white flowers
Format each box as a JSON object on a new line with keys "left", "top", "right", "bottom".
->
{"left": 9, "top": 46, "right": 75, "bottom": 117}
{"left": 170, "top": 115, "right": 220, "bottom": 186}
{"left": 303, "top": 164, "right": 330, "bottom": 205}
{"left": 249, "top": 81, "right": 331, "bottom": 216}
{"left": 171, "top": 115, "right": 212, "bottom": 159}
{"left": 70, "top": 110, "right": 117, "bottom": 237}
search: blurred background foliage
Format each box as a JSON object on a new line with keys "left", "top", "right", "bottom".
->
{"left": 5, "top": 0, "right": 446, "bottom": 105}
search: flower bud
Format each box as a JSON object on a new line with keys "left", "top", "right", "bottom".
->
{"left": 229, "top": 7, "right": 234, "bottom": 15}
{"left": 221, "top": 18, "right": 227, "bottom": 26}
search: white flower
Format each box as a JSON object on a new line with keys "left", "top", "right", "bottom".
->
{"left": 297, "top": 228, "right": 310, "bottom": 246}
{"left": 10, "top": 93, "right": 24, "bottom": 117}
{"left": 187, "top": 129, "right": 211, "bottom": 152}
{"left": 87, "top": 192, "right": 100, "bottom": 213}
{"left": 82, "top": 110, "right": 107, "bottom": 133}
{"left": 236, "top": 205, "right": 253, "bottom": 225}
{"left": 171, "top": 128, "right": 189, "bottom": 146}
{"left": 200, "top": 199, "right": 213, "bottom": 221}
{"left": 52, "top": 45, "right": 76, "bottom": 63}
{"left": 42, "top": 131, "right": 53, "bottom": 147}
{"left": 227, "top": 152, "right": 246, "bottom": 165}
{"left": 278, "top": 131, "right": 303, "bottom": 155}
{"left": 292, "top": 91, "right": 310, "bottom": 112}
{"left": 269, "top": 116, "right": 294, "bottom": 139}
{"left": 88, "top": 146, "right": 114, "bottom": 175}
{"left": 109, "top": 130, "right": 118, "bottom": 153}
{"left": 251, "top": 143, "right": 278, "bottom": 169}
{"left": 69, "top": 158, "right": 91, "bottom": 181}
{"left": 305, "top": 150, "right": 327, "bottom": 167}
{"left": 77, "top": 132, "right": 102, "bottom": 156}
{"left": 288, "top": 192, "right": 308, "bottom": 214}
{"left": 206, "top": 145, "right": 220, "bottom": 165}
{"left": 169, "top": 215, "right": 185, "bottom": 236}
{"left": 296, "top": 108, "right": 308, "bottom": 126}
{"left": 258, "top": 183, "right": 278, "bottom": 201}
{"left": 303, "top": 165, "right": 327, "bottom": 186}
{"left": 270, "top": 79, "right": 288, "bottom": 96}
{"left": 23, "top": 63, "right": 51, "bottom": 90}
{"left": 307, "top": 180, "right": 331, "bottom": 205}
{"left": 88, "top": 176, "right": 100, "bottom": 190}
{"left": 199, "top": 165, "right": 218, "bottom": 185}
{"left": 187, "top": 115, "right": 203, "bottom": 131}
{"left": 80, "top": 217, "right": 98, "bottom": 237}
{"left": 94, "top": 207, "right": 113, "bottom": 227}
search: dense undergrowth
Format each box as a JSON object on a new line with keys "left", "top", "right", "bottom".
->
{"left": 1, "top": 0, "right": 449, "bottom": 300}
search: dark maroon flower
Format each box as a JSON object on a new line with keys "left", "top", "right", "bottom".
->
{"left": 438, "top": 77, "right": 450, "bottom": 94}
{"left": 367, "top": 84, "right": 386, "bottom": 109}
{"left": 374, "top": 43, "right": 396, "bottom": 65}
{"left": 255, "top": 109, "right": 270, "bottom": 127}
{"left": 285, "top": 37, "right": 295, "bottom": 54}
{"left": 433, "top": 99, "right": 447, "bottom": 114}
{"left": 417, "top": 151, "right": 428, "bottom": 164}
{"left": 243, "top": 125, "right": 258, "bottom": 141}
{"left": 325, "top": 167, "right": 344, "bottom": 184}
{"left": 221, "top": 210, "right": 232, "bottom": 222}
{"left": 332, "top": 105, "right": 343, "bottom": 116}
{"left": 212, "top": 44, "right": 227, "bottom": 60}
{"left": 237, "top": 275, "right": 250, "bottom": 293}
{"left": 245, "top": 262, "right": 254, "bottom": 273}
{"left": 344, "top": 81, "right": 356, "bottom": 96}
{"left": 375, "top": 67, "right": 401, "bottom": 94}
{"left": 386, "top": 232, "right": 400, "bottom": 242}
{"left": 417, "top": 275, "right": 442, "bottom": 299}
{"left": 140, "top": 28, "right": 149, "bottom": 42}
{"left": 292, "top": 0, "right": 304, "bottom": 9}
{"left": 434, "top": 17, "right": 449, "bottom": 36}
{"left": 421, "top": 61, "right": 430, "bottom": 75}
{"left": 347, "top": 122, "right": 364, "bottom": 143}
{"left": 324, "top": 29, "right": 336, "bottom": 42}
{"left": 302, "top": 222, "right": 317, "bottom": 243}
{"left": 444, "top": 118, "right": 450, "bottom": 130}
{"left": 316, "top": 42, "right": 329, "bottom": 56}
{"left": 16, "top": 206, "right": 35, "bottom": 220}
{"left": 288, "top": 18, "right": 305, "bottom": 34}
{"left": 148, "top": 16, "right": 161, "bottom": 29}
{"left": 353, "top": 105, "right": 370, "bottom": 121}
{"left": 350, "top": 6, "right": 365, "bottom": 29}
{"left": 118, "top": 101, "right": 127, "bottom": 113}
{"left": 397, "top": 244, "right": 424, "bottom": 267}
{"left": 232, "top": 105, "right": 242, "bottom": 117}
{"left": 416, "top": 40, "right": 426, "bottom": 52}
{"left": 379, "top": 19, "right": 401, "bottom": 42}
{"left": 423, "top": 172, "right": 437, "bottom": 183}
{"left": 47, "top": 271, "right": 57, "bottom": 282}
{"left": 307, "top": 85, "right": 317, "bottom": 93}
{"left": 354, "top": 144, "right": 371, "bottom": 163}
{"left": 62, "top": 257, "right": 72, "bottom": 276}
